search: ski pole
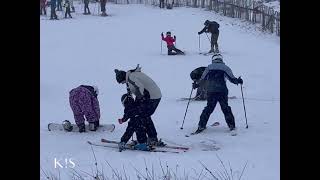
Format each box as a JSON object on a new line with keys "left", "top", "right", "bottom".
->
{"left": 180, "top": 87, "right": 193, "bottom": 130}
{"left": 160, "top": 38, "right": 163, "bottom": 55}
{"left": 198, "top": 34, "right": 201, "bottom": 53}
{"left": 240, "top": 84, "right": 248, "bottom": 128}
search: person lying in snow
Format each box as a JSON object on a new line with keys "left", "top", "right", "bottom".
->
{"left": 161, "top": 31, "right": 185, "bottom": 55}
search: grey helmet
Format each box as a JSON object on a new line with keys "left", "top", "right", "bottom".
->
{"left": 211, "top": 53, "right": 223, "bottom": 63}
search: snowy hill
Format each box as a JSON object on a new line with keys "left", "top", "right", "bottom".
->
{"left": 40, "top": 3, "right": 279, "bottom": 179}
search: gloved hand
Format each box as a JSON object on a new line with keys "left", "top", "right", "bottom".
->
{"left": 161, "top": 32, "right": 163, "bottom": 36}
{"left": 174, "top": 35, "right": 176, "bottom": 39}
{"left": 192, "top": 82, "right": 199, "bottom": 89}
{"left": 237, "top": 77, "right": 243, "bottom": 85}
{"left": 198, "top": 32, "right": 201, "bottom": 35}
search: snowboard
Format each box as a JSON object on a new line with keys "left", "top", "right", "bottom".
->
{"left": 48, "top": 122, "right": 115, "bottom": 132}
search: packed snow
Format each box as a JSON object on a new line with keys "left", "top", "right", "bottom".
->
{"left": 40, "top": 3, "right": 279, "bottom": 180}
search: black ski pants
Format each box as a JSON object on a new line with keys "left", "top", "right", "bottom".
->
{"left": 84, "top": 0, "right": 90, "bottom": 13}
{"left": 167, "top": 45, "right": 183, "bottom": 55}
{"left": 120, "top": 117, "right": 147, "bottom": 144}
{"left": 65, "top": 7, "right": 72, "bottom": 18}
{"left": 50, "top": 4, "right": 58, "bottom": 19}
{"left": 198, "top": 92, "right": 235, "bottom": 129}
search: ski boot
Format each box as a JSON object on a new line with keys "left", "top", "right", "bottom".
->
{"left": 89, "top": 121, "right": 99, "bottom": 131}
{"left": 192, "top": 126, "right": 206, "bottom": 135}
{"left": 118, "top": 142, "right": 126, "bottom": 152}
{"left": 78, "top": 123, "right": 86, "bottom": 133}
{"left": 134, "top": 143, "right": 151, "bottom": 151}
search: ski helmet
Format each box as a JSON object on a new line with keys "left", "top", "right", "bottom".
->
{"left": 166, "top": 31, "right": 171, "bottom": 35}
{"left": 62, "top": 120, "right": 73, "bottom": 132}
{"left": 190, "top": 67, "right": 207, "bottom": 81}
{"left": 204, "top": 20, "right": 210, "bottom": 25}
{"left": 114, "top": 69, "right": 126, "bottom": 84}
{"left": 121, "top": 93, "right": 134, "bottom": 107}
{"left": 211, "top": 53, "right": 223, "bottom": 63}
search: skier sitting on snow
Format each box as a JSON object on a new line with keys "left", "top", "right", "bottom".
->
{"left": 192, "top": 53, "right": 243, "bottom": 135}
{"left": 118, "top": 93, "right": 150, "bottom": 151}
{"left": 161, "top": 31, "right": 185, "bottom": 55}
{"left": 198, "top": 20, "right": 220, "bottom": 53}
{"left": 69, "top": 85, "right": 100, "bottom": 133}
{"left": 114, "top": 66, "right": 165, "bottom": 146}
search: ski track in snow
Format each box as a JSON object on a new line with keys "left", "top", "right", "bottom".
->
{"left": 41, "top": 3, "right": 279, "bottom": 180}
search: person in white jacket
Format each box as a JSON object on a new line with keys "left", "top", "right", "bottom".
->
{"left": 114, "top": 66, "right": 164, "bottom": 146}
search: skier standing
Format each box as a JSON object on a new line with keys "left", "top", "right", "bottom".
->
{"left": 57, "top": 0, "right": 63, "bottom": 11}
{"left": 114, "top": 66, "right": 164, "bottom": 146}
{"left": 69, "top": 85, "right": 100, "bottom": 133}
{"left": 161, "top": 31, "right": 185, "bottom": 55}
{"left": 192, "top": 54, "right": 243, "bottom": 134}
{"left": 118, "top": 94, "right": 150, "bottom": 151}
{"left": 50, "top": 0, "right": 58, "bottom": 20}
{"left": 64, "top": 0, "right": 72, "bottom": 18}
{"left": 100, "top": 0, "right": 107, "bottom": 16}
{"left": 198, "top": 20, "right": 220, "bottom": 53}
{"left": 84, "top": 0, "right": 91, "bottom": 14}
{"left": 40, "top": 0, "right": 47, "bottom": 15}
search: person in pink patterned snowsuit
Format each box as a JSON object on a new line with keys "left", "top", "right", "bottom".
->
{"left": 69, "top": 85, "right": 100, "bottom": 133}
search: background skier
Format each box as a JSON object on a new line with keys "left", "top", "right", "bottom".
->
{"left": 63, "top": 0, "right": 72, "bottom": 18}
{"left": 40, "top": 0, "right": 47, "bottom": 15}
{"left": 100, "top": 0, "right": 107, "bottom": 16}
{"left": 161, "top": 31, "right": 185, "bottom": 55}
{"left": 198, "top": 20, "right": 220, "bottom": 54}
{"left": 84, "top": 0, "right": 91, "bottom": 14}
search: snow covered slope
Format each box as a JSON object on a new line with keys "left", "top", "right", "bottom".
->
{"left": 40, "top": 3, "right": 279, "bottom": 179}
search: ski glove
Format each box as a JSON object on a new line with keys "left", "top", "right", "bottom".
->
{"left": 192, "top": 82, "right": 199, "bottom": 89}
{"left": 237, "top": 77, "right": 243, "bottom": 85}
{"left": 198, "top": 32, "right": 201, "bottom": 35}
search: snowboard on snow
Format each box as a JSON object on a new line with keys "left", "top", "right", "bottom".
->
{"left": 48, "top": 122, "right": 115, "bottom": 132}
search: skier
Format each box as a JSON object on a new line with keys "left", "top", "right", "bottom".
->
{"left": 114, "top": 66, "right": 164, "bottom": 146}
{"left": 63, "top": 0, "right": 72, "bottom": 18}
{"left": 190, "top": 66, "right": 208, "bottom": 101}
{"left": 69, "top": 85, "right": 100, "bottom": 133}
{"left": 70, "top": 0, "right": 75, "bottom": 12}
{"left": 40, "top": 0, "right": 47, "bottom": 15}
{"left": 159, "top": 0, "right": 165, "bottom": 8}
{"left": 84, "top": 0, "right": 91, "bottom": 15}
{"left": 198, "top": 20, "right": 220, "bottom": 53}
{"left": 192, "top": 53, "right": 243, "bottom": 134}
{"left": 50, "top": 0, "right": 58, "bottom": 20}
{"left": 161, "top": 31, "right": 185, "bottom": 55}
{"left": 100, "top": 0, "right": 107, "bottom": 16}
{"left": 118, "top": 93, "right": 150, "bottom": 151}
{"left": 57, "top": 0, "right": 63, "bottom": 11}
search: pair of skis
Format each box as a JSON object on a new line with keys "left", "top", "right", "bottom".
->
{"left": 87, "top": 138, "right": 189, "bottom": 153}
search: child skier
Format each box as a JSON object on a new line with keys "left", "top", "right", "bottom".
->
{"left": 161, "top": 31, "right": 185, "bottom": 55}
{"left": 118, "top": 93, "right": 150, "bottom": 152}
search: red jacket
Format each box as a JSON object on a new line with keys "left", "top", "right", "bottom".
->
{"left": 161, "top": 35, "right": 175, "bottom": 46}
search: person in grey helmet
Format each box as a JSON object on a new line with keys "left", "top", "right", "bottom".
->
{"left": 198, "top": 20, "right": 220, "bottom": 53}
{"left": 192, "top": 53, "right": 243, "bottom": 135}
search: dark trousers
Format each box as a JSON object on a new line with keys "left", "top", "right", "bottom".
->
{"left": 121, "top": 117, "right": 147, "bottom": 144}
{"left": 210, "top": 32, "right": 219, "bottom": 52}
{"left": 40, "top": 6, "right": 46, "bottom": 15}
{"left": 101, "top": 1, "right": 106, "bottom": 12}
{"left": 167, "top": 45, "right": 183, "bottom": 55}
{"left": 65, "top": 7, "right": 72, "bottom": 18}
{"left": 57, "top": 0, "right": 62, "bottom": 11}
{"left": 159, "top": 0, "right": 165, "bottom": 8}
{"left": 50, "top": 5, "right": 58, "bottom": 19}
{"left": 84, "top": 1, "right": 90, "bottom": 14}
{"left": 138, "top": 98, "right": 161, "bottom": 140}
{"left": 198, "top": 92, "right": 235, "bottom": 129}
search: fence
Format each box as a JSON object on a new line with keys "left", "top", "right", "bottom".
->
{"left": 106, "top": 0, "right": 280, "bottom": 36}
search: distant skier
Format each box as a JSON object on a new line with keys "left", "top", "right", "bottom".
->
{"left": 63, "top": 0, "right": 72, "bottom": 18}
{"left": 118, "top": 93, "right": 150, "bottom": 151}
{"left": 69, "top": 85, "right": 100, "bottom": 133}
{"left": 40, "top": 0, "right": 47, "bottom": 15}
{"left": 114, "top": 66, "right": 164, "bottom": 146}
{"left": 159, "top": 0, "right": 165, "bottom": 8}
{"left": 192, "top": 53, "right": 243, "bottom": 135}
{"left": 70, "top": 0, "right": 75, "bottom": 12}
{"left": 190, "top": 66, "right": 208, "bottom": 100}
{"left": 198, "top": 20, "right": 220, "bottom": 53}
{"left": 57, "top": 0, "right": 63, "bottom": 11}
{"left": 100, "top": 0, "right": 107, "bottom": 16}
{"left": 50, "top": 0, "right": 58, "bottom": 20}
{"left": 161, "top": 31, "right": 185, "bottom": 55}
{"left": 83, "top": 0, "right": 91, "bottom": 15}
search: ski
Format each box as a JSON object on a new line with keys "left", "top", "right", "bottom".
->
{"left": 88, "top": 141, "right": 179, "bottom": 153}
{"left": 178, "top": 96, "right": 236, "bottom": 101}
{"left": 101, "top": 138, "right": 189, "bottom": 151}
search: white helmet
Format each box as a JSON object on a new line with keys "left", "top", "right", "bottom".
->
{"left": 211, "top": 53, "right": 223, "bottom": 63}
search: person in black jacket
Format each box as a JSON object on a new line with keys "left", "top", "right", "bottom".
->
{"left": 192, "top": 53, "right": 243, "bottom": 134}
{"left": 118, "top": 93, "right": 150, "bottom": 151}
{"left": 198, "top": 20, "right": 220, "bottom": 53}
{"left": 84, "top": 0, "right": 91, "bottom": 14}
